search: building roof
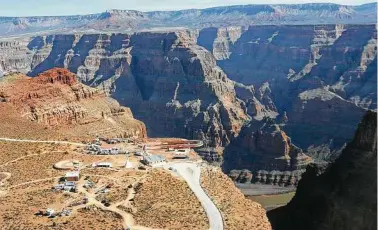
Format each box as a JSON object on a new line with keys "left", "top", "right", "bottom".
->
{"left": 143, "top": 155, "right": 165, "bottom": 163}
{"left": 65, "top": 171, "right": 80, "bottom": 178}
{"left": 97, "top": 162, "right": 112, "bottom": 166}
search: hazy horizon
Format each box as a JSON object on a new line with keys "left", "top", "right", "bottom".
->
{"left": 0, "top": 0, "right": 375, "bottom": 17}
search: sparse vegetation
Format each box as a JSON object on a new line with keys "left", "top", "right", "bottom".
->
{"left": 201, "top": 167, "right": 272, "bottom": 230}
{"left": 133, "top": 170, "right": 209, "bottom": 229}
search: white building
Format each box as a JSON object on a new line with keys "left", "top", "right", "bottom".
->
{"left": 100, "top": 147, "right": 120, "bottom": 155}
{"left": 141, "top": 155, "right": 166, "bottom": 166}
{"left": 174, "top": 149, "right": 190, "bottom": 155}
{"left": 125, "top": 160, "right": 133, "bottom": 169}
{"left": 65, "top": 171, "right": 80, "bottom": 181}
{"left": 46, "top": 208, "right": 55, "bottom": 217}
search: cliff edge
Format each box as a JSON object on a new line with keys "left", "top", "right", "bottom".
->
{"left": 267, "top": 110, "right": 377, "bottom": 230}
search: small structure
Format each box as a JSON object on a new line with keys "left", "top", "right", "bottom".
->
{"left": 54, "top": 181, "right": 76, "bottom": 192}
{"left": 46, "top": 208, "right": 55, "bottom": 217}
{"left": 173, "top": 154, "right": 188, "bottom": 159}
{"left": 125, "top": 160, "right": 133, "bottom": 169}
{"left": 141, "top": 155, "right": 166, "bottom": 166}
{"left": 72, "top": 161, "right": 80, "bottom": 169}
{"left": 174, "top": 149, "right": 189, "bottom": 155}
{"left": 65, "top": 171, "right": 80, "bottom": 181}
{"left": 93, "top": 162, "right": 113, "bottom": 168}
{"left": 134, "top": 151, "right": 144, "bottom": 156}
{"left": 60, "top": 209, "right": 72, "bottom": 217}
{"left": 100, "top": 147, "right": 120, "bottom": 155}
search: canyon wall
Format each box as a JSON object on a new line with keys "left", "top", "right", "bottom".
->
{"left": 0, "top": 32, "right": 248, "bottom": 147}
{"left": 198, "top": 24, "right": 375, "bottom": 153}
{"left": 0, "top": 24, "right": 376, "bottom": 170}
{"left": 267, "top": 110, "right": 377, "bottom": 230}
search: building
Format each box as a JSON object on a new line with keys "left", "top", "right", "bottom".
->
{"left": 174, "top": 149, "right": 189, "bottom": 155}
{"left": 125, "top": 160, "right": 133, "bottom": 169}
{"left": 46, "top": 208, "right": 55, "bottom": 217}
{"left": 141, "top": 155, "right": 166, "bottom": 166}
{"left": 63, "top": 181, "right": 76, "bottom": 191}
{"left": 65, "top": 171, "right": 80, "bottom": 181}
{"left": 93, "top": 162, "right": 113, "bottom": 168}
{"left": 173, "top": 154, "right": 188, "bottom": 159}
{"left": 100, "top": 147, "right": 119, "bottom": 155}
{"left": 135, "top": 151, "right": 144, "bottom": 156}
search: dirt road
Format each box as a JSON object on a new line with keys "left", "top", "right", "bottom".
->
{"left": 0, "top": 137, "right": 85, "bottom": 146}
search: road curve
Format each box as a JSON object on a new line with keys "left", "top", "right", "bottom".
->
{"left": 168, "top": 162, "right": 224, "bottom": 230}
{"left": 0, "top": 138, "right": 85, "bottom": 146}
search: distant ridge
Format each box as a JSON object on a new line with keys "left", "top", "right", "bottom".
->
{"left": 0, "top": 2, "right": 376, "bottom": 37}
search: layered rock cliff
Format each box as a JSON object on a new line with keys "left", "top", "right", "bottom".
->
{"left": 0, "top": 68, "right": 147, "bottom": 139}
{"left": 0, "top": 3, "right": 376, "bottom": 37}
{"left": 198, "top": 24, "right": 375, "bottom": 156}
{"left": 0, "top": 32, "right": 249, "bottom": 147}
{"left": 0, "top": 24, "right": 376, "bottom": 164}
{"left": 268, "top": 110, "right": 377, "bottom": 230}
{"left": 223, "top": 117, "right": 313, "bottom": 185}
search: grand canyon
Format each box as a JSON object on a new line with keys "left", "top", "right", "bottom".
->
{"left": 0, "top": 2, "right": 376, "bottom": 230}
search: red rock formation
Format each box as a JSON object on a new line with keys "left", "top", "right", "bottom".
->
{"left": 35, "top": 68, "right": 77, "bottom": 86}
{"left": 0, "top": 69, "right": 147, "bottom": 138}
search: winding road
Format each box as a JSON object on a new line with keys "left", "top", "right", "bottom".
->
{"left": 166, "top": 162, "right": 224, "bottom": 230}
{"left": 0, "top": 136, "right": 221, "bottom": 229}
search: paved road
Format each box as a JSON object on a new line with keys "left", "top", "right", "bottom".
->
{"left": 167, "top": 162, "right": 224, "bottom": 230}
{"left": 0, "top": 138, "right": 85, "bottom": 146}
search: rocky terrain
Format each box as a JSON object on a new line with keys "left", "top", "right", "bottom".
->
{"left": 0, "top": 68, "right": 146, "bottom": 139}
{"left": 268, "top": 110, "right": 377, "bottom": 230}
{"left": 224, "top": 117, "right": 312, "bottom": 171}
{"left": 0, "top": 23, "right": 376, "bottom": 176}
{"left": 223, "top": 117, "right": 313, "bottom": 185}
{"left": 0, "top": 3, "right": 376, "bottom": 37}
{"left": 0, "top": 66, "right": 271, "bottom": 230}
{"left": 133, "top": 170, "right": 209, "bottom": 229}
{"left": 1, "top": 31, "right": 248, "bottom": 147}
{"left": 198, "top": 24, "right": 375, "bottom": 159}
{"left": 201, "top": 167, "right": 271, "bottom": 230}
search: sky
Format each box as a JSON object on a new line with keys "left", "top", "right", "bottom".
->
{"left": 0, "top": 0, "right": 374, "bottom": 17}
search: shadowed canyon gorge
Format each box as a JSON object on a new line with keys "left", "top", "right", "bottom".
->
{"left": 0, "top": 3, "right": 377, "bottom": 229}
{"left": 1, "top": 24, "right": 376, "bottom": 165}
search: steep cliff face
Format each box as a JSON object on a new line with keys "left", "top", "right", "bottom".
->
{"left": 197, "top": 24, "right": 375, "bottom": 155}
{"left": 0, "top": 24, "right": 375, "bottom": 158}
{"left": 0, "top": 68, "right": 147, "bottom": 139}
{"left": 0, "top": 32, "right": 248, "bottom": 147}
{"left": 223, "top": 117, "right": 313, "bottom": 184}
{"left": 268, "top": 110, "right": 377, "bottom": 230}
{"left": 120, "top": 32, "right": 249, "bottom": 147}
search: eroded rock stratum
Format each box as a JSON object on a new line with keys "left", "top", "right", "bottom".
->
{"left": 0, "top": 24, "right": 376, "bottom": 173}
